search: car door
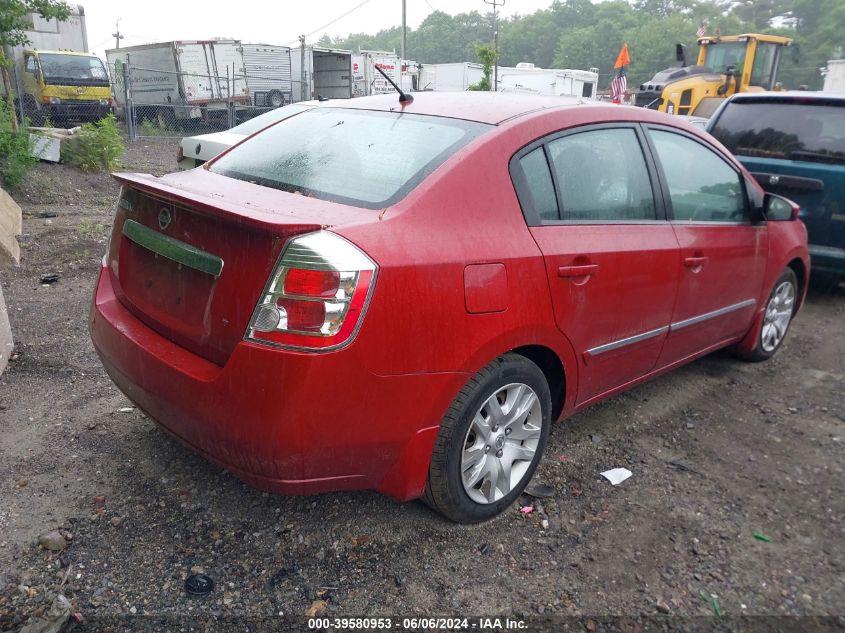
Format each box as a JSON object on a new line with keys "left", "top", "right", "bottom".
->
{"left": 644, "top": 126, "right": 768, "bottom": 366}
{"left": 511, "top": 124, "right": 681, "bottom": 405}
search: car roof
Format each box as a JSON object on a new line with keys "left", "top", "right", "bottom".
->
{"left": 728, "top": 91, "right": 845, "bottom": 104}
{"left": 315, "top": 92, "right": 601, "bottom": 125}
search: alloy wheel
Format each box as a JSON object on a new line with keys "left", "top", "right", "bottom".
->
{"left": 761, "top": 279, "right": 795, "bottom": 352}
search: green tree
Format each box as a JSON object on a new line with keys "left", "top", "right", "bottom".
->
{"left": 468, "top": 43, "right": 496, "bottom": 90}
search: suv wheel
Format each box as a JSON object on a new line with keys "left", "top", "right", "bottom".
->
{"left": 424, "top": 353, "right": 551, "bottom": 523}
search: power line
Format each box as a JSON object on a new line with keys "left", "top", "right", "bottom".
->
{"left": 287, "top": 0, "right": 375, "bottom": 45}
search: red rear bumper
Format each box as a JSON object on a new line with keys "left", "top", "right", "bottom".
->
{"left": 89, "top": 264, "right": 464, "bottom": 502}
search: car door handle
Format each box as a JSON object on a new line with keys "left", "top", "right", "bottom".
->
{"left": 558, "top": 264, "right": 599, "bottom": 278}
{"left": 683, "top": 256, "right": 709, "bottom": 269}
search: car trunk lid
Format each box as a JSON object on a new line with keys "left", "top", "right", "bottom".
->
{"left": 107, "top": 170, "right": 377, "bottom": 365}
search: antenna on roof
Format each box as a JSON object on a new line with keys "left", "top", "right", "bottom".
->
{"left": 374, "top": 64, "right": 413, "bottom": 104}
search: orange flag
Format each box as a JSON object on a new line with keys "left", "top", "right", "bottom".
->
{"left": 614, "top": 43, "right": 630, "bottom": 69}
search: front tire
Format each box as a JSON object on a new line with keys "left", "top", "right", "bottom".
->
{"left": 739, "top": 268, "right": 798, "bottom": 362}
{"left": 424, "top": 353, "right": 551, "bottom": 523}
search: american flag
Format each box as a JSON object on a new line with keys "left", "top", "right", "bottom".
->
{"left": 697, "top": 22, "right": 706, "bottom": 38}
{"left": 610, "top": 67, "right": 627, "bottom": 103}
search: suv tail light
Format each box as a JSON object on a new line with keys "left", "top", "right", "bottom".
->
{"left": 246, "top": 231, "right": 377, "bottom": 351}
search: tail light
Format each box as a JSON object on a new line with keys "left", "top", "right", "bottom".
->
{"left": 246, "top": 231, "right": 377, "bottom": 351}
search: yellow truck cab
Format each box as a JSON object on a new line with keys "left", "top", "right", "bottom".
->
{"left": 635, "top": 33, "right": 793, "bottom": 118}
{"left": 17, "top": 49, "right": 112, "bottom": 126}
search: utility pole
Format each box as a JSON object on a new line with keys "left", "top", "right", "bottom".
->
{"left": 299, "top": 35, "right": 306, "bottom": 101}
{"left": 112, "top": 19, "right": 124, "bottom": 49}
{"left": 401, "top": 0, "right": 406, "bottom": 64}
{"left": 483, "top": 0, "right": 504, "bottom": 91}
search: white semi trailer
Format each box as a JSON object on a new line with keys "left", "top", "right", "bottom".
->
{"left": 497, "top": 63, "right": 599, "bottom": 99}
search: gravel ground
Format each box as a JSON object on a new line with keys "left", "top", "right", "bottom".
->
{"left": 0, "top": 138, "right": 843, "bottom": 632}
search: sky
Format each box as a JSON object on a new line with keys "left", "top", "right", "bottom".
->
{"left": 81, "top": 0, "right": 558, "bottom": 58}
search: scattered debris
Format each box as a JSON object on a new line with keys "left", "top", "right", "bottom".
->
{"left": 185, "top": 574, "right": 214, "bottom": 597}
{"left": 656, "top": 599, "right": 671, "bottom": 614}
{"left": 541, "top": 519, "right": 549, "bottom": 530}
{"left": 109, "top": 516, "right": 124, "bottom": 527}
{"left": 19, "top": 593, "right": 71, "bottom": 633}
{"left": 519, "top": 506, "right": 534, "bottom": 515}
{"left": 93, "top": 495, "right": 105, "bottom": 505}
{"left": 17, "top": 478, "right": 29, "bottom": 487}
{"left": 557, "top": 454, "right": 570, "bottom": 462}
{"left": 524, "top": 482, "right": 555, "bottom": 498}
{"left": 37, "top": 530, "right": 67, "bottom": 552}
{"left": 752, "top": 531, "right": 773, "bottom": 543}
{"left": 478, "top": 543, "right": 491, "bottom": 555}
{"left": 601, "top": 468, "right": 633, "bottom": 485}
{"left": 39, "top": 273, "right": 60, "bottom": 285}
{"left": 699, "top": 589, "right": 722, "bottom": 616}
{"left": 117, "top": 407, "right": 134, "bottom": 413}
{"left": 34, "top": 211, "right": 58, "bottom": 219}
{"left": 305, "top": 599, "right": 328, "bottom": 617}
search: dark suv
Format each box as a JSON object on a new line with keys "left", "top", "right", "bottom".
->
{"left": 708, "top": 92, "right": 845, "bottom": 280}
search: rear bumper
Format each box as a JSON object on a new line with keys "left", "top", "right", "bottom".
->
{"left": 808, "top": 244, "right": 845, "bottom": 276}
{"left": 89, "top": 264, "right": 464, "bottom": 501}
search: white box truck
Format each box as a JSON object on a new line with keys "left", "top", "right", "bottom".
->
{"left": 290, "top": 47, "right": 353, "bottom": 101}
{"left": 242, "top": 44, "right": 292, "bottom": 107}
{"left": 497, "top": 63, "right": 599, "bottom": 99}
{"left": 823, "top": 59, "right": 845, "bottom": 93}
{"left": 351, "top": 50, "right": 402, "bottom": 97}
{"left": 418, "top": 62, "right": 484, "bottom": 92}
{"left": 106, "top": 40, "right": 250, "bottom": 125}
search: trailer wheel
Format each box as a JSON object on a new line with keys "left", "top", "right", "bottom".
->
{"left": 267, "top": 90, "right": 284, "bottom": 108}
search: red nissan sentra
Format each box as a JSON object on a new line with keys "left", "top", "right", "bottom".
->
{"left": 90, "top": 93, "right": 809, "bottom": 523}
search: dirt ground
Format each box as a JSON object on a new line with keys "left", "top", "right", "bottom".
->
{"left": 0, "top": 139, "right": 843, "bottom": 631}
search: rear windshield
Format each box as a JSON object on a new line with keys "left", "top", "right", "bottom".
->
{"left": 710, "top": 101, "right": 845, "bottom": 165}
{"left": 230, "top": 104, "right": 312, "bottom": 136}
{"left": 210, "top": 108, "right": 490, "bottom": 209}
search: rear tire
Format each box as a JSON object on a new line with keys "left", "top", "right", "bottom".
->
{"left": 424, "top": 353, "right": 551, "bottom": 523}
{"left": 738, "top": 268, "right": 798, "bottom": 362}
{"left": 267, "top": 89, "right": 284, "bottom": 108}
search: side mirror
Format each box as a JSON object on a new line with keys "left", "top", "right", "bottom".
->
{"left": 764, "top": 192, "right": 800, "bottom": 221}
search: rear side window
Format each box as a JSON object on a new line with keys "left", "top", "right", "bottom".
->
{"left": 210, "top": 109, "right": 490, "bottom": 209}
{"left": 650, "top": 129, "right": 746, "bottom": 222}
{"left": 710, "top": 101, "right": 845, "bottom": 164}
{"left": 519, "top": 148, "right": 559, "bottom": 221}
{"left": 547, "top": 128, "right": 656, "bottom": 221}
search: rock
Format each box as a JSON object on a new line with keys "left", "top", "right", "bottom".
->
{"left": 656, "top": 599, "right": 671, "bottom": 614}
{"left": 109, "top": 516, "right": 124, "bottom": 527}
{"left": 305, "top": 599, "right": 328, "bottom": 617}
{"left": 17, "top": 479, "right": 28, "bottom": 487}
{"left": 38, "top": 530, "right": 67, "bottom": 552}
{"left": 19, "top": 594, "right": 71, "bottom": 633}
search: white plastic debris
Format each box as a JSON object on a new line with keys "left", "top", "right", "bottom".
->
{"left": 117, "top": 407, "right": 134, "bottom": 413}
{"left": 601, "top": 467, "right": 632, "bottom": 485}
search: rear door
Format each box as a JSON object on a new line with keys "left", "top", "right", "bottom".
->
{"left": 176, "top": 42, "right": 216, "bottom": 102}
{"left": 512, "top": 124, "right": 681, "bottom": 405}
{"left": 644, "top": 126, "right": 767, "bottom": 366}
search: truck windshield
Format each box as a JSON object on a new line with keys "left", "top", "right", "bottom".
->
{"left": 38, "top": 54, "right": 109, "bottom": 86}
{"left": 710, "top": 100, "right": 845, "bottom": 164}
{"left": 704, "top": 42, "right": 747, "bottom": 74}
{"left": 210, "top": 108, "right": 491, "bottom": 209}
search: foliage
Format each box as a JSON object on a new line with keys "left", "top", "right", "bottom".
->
{"left": 468, "top": 44, "right": 496, "bottom": 91}
{"left": 61, "top": 114, "right": 124, "bottom": 172}
{"left": 0, "top": 0, "right": 70, "bottom": 48}
{"left": 319, "top": 0, "right": 844, "bottom": 91}
{"left": 0, "top": 100, "right": 37, "bottom": 188}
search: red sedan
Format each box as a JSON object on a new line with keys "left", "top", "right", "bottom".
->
{"left": 90, "top": 93, "right": 809, "bottom": 523}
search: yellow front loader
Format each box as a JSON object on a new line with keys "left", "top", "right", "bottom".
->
{"left": 635, "top": 33, "right": 793, "bottom": 117}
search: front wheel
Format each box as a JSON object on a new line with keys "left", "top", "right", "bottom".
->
{"left": 739, "top": 268, "right": 798, "bottom": 362}
{"left": 424, "top": 353, "right": 551, "bottom": 523}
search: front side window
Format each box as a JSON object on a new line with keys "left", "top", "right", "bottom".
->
{"left": 650, "top": 129, "right": 746, "bottom": 222}
{"left": 25, "top": 56, "right": 37, "bottom": 73}
{"left": 546, "top": 128, "right": 656, "bottom": 222}
{"left": 750, "top": 42, "right": 778, "bottom": 88}
{"left": 211, "top": 108, "right": 490, "bottom": 209}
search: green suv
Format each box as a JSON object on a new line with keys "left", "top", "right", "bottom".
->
{"left": 708, "top": 92, "right": 845, "bottom": 280}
